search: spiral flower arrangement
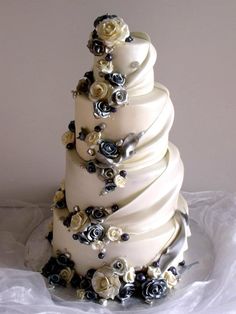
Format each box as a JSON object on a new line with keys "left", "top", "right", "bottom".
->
{"left": 45, "top": 14, "right": 188, "bottom": 306}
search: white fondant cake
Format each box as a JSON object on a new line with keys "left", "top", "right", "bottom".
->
{"left": 43, "top": 14, "right": 191, "bottom": 305}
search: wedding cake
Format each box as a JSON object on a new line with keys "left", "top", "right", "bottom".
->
{"left": 42, "top": 14, "right": 191, "bottom": 305}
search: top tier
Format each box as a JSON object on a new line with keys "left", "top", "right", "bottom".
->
{"left": 86, "top": 14, "right": 157, "bottom": 97}
{"left": 68, "top": 15, "right": 169, "bottom": 198}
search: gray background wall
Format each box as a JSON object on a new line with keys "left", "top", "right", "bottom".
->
{"left": 0, "top": 0, "right": 235, "bottom": 203}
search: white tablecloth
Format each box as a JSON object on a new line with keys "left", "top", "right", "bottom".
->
{"left": 0, "top": 191, "right": 236, "bottom": 314}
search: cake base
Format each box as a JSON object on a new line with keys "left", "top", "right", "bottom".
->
{"left": 25, "top": 206, "right": 207, "bottom": 307}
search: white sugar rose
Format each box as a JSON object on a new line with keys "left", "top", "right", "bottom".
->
{"left": 59, "top": 267, "right": 75, "bottom": 283}
{"left": 76, "top": 289, "right": 85, "bottom": 300}
{"left": 163, "top": 270, "right": 178, "bottom": 289}
{"left": 61, "top": 131, "right": 75, "bottom": 146}
{"left": 85, "top": 130, "right": 102, "bottom": 145}
{"left": 147, "top": 265, "right": 162, "bottom": 279}
{"left": 107, "top": 226, "right": 123, "bottom": 242}
{"left": 96, "top": 17, "right": 130, "bottom": 47}
{"left": 91, "top": 240, "right": 105, "bottom": 251}
{"left": 110, "top": 257, "right": 128, "bottom": 276}
{"left": 89, "top": 81, "right": 110, "bottom": 101}
{"left": 92, "top": 266, "right": 121, "bottom": 300}
{"left": 70, "top": 211, "right": 88, "bottom": 231}
{"left": 123, "top": 267, "right": 136, "bottom": 283}
{"left": 53, "top": 190, "right": 64, "bottom": 204}
{"left": 114, "top": 174, "right": 126, "bottom": 188}
{"left": 96, "top": 59, "right": 113, "bottom": 74}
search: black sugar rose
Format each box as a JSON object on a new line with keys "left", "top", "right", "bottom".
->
{"left": 84, "top": 71, "right": 95, "bottom": 85}
{"left": 70, "top": 273, "right": 82, "bottom": 288}
{"left": 56, "top": 253, "right": 70, "bottom": 267}
{"left": 86, "top": 161, "right": 97, "bottom": 173}
{"left": 76, "top": 232, "right": 91, "bottom": 245}
{"left": 87, "top": 39, "right": 106, "bottom": 56}
{"left": 141, "top": 278, "right": 167, "bottom": 301}
{"left": 100, "top": 167, "right": 116, "bottom": 179}
{"left": 91, "top": 29, "right": 99, "bottom": 39}
{"left": 111, "top": 88, "right": 128, "bottom": 107}
{"left": 105, "top": 72, "right": 125, "bottom": 86}
{"left": 117, "top": 282, "right": 136, "bottom": 302}
{"left": 48, "top": 274, "right": 66, "bottom": 287}
{"left": 85, "top": 223, "right": 105, "bottom": 242}
{"left": 68, "top": 120, "right": 75, "bottom": 133}
{"left": 80, "top": 278, "right": 92, "bottom": 291}
{"left": 93, "top": 100, "right": 115, "bottom": 118}
{"left": 85, "top": 290, "right": 98, "bottom": 301}
{"left": 75, "top": 78, "right": 90, "bottom": 95}
{"left": 41, "top": 257, "right": 59, "bottom": 278}
{"left": 104, "top": 179, "right": 117, "bottom": 193}
{"left": 90, "top": 207, "right": 106, "bottom": 221}
{"left": 99, "top": 140, "right": 119, "bottom": 159}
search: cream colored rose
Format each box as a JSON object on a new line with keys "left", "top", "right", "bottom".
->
{"left": 106, "top": 226, "right": 123, "bottom": 242}
{"left": 147, "top": 266, "right": 162, "bottom": 279}
{"left": 123, "top": 267, "right": 136, "bottom": 283}
{"left": 114, "top": 174, "right": 126, "bottom": 188}
{"left": 53, "top": 190, "right": 64, "bottom": 204}
{"left": 163, "top": 270, "right": 178, "bottom": 289}
{"left": 91, "top": 240, "right": 105, "bottom": 251}
{"left": 110, "top": 257, "right": 128, "bottom": 276}
{"left": 61, "top": 131, "right": 75, "bottom": 146}
{"left": 85, "top": 130, "right": 102, "bottom": 145}
{"left": 70, "top": 211, "right": 88, "bottom": 231}
{"left": 91, "top": 266, "right": 121, "bottom": 300}
{"left": 96, "top": 59, "right": 113, "bottom": 74}
{"left": 89, "top": 81, "right": 109, "bottom": 101}
{"left": 59, "top": 267, "right": 75, "bottom": 283}
{"left": 96, "top": 17, "right": 130, "bottom": 47}
{"left": 76, "top": 289, "right": 85, "bottom": 300}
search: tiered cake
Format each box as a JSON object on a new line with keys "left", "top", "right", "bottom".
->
{"left": 42, "top": 14, "right": 191, "bottom": 305}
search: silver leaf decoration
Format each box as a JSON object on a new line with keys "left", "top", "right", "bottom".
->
{"left": 158, "top": 210, "right": 189, "bottom": 273}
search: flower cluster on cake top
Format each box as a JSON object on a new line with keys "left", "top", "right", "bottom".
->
{"left": 72, "top": 14, "right": 133, "bottom": 119}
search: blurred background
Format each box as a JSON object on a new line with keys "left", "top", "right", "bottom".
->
{"left": 0, "top": 0, "right": 235, "bottom": 203}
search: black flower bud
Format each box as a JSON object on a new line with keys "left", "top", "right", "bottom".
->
{"left": 86, "top": 161, "right": 97, "bottom": 173}
{"left": 87, "top": 39, "right": 105, "bottom": 56}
